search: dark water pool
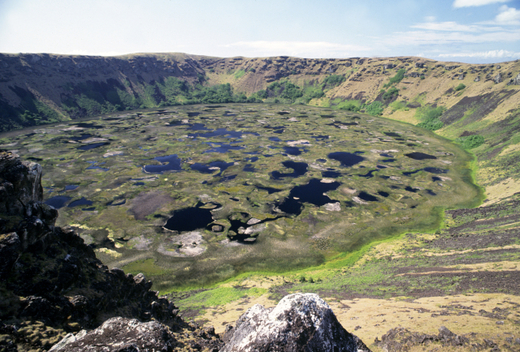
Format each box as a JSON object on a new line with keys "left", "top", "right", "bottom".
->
{"left": 405, "top": 152, "right": 437, "bottom": 160}
{"left": 74, "top": 123, "right": 103, "bottom": 129}
{"left": 257, "top": 185, "right": 284, "bottom": 194}
{"left": 322, "top": 170, "right": 342, "bottom": 178}
{"left": 271, "top": 161, "right": 308, "bottom": 180}
{"left": 143, "top": 154, "right": 182, "bottom": 174}
{"left": 328, "top": 152, "right": 365, "bottom": 167}
{"left": 277, "top": 178, "right": 341, "bottom": 215}
{"left": 424, "top": 167, "right": 449, "bottom": 174}
{"left": 243, "top": 164, "right": 256, "bottom": 172}
{"left": 164, "top": 205, "right": 214, "bottom": 232}
{"left": 45, "top": 196, "right": 71, "bottom": 209}
{"left": 69, "top": 134, "right": 92, "bottom": 141}
{"left": 107, "top": 199, "right": 126, "bottom": 206}
{"left": 68, "top": 197, "right": 93, "bottom": 208}
{"left": 283, "top": 146, "right": 304, "bottom": 156}
{"left": 384, "top": 132, "right": 401, "bottom": 138}
{"left": 78, "top": 142, "right": 109, "bottom": 151}
{"left": 358, "top": 191, "right": 378, "bottom": 202}
{"left": 359, "top": 169, "right": 377, "bottom": 178}
{"left": 190, "top": 161, "right": 234, "bottom": 175}
{"left": 188, "top": 123, "right": 209, "bottom": 131}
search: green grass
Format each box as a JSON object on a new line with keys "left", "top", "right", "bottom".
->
{"left": 122, "top": 258, "right": 168, "bottom": 277}
{"left": 234, "top": 70, "right": 246, "bottom": 79}
{"left": 178, "top": 286, "right": 267, "bottom": 310}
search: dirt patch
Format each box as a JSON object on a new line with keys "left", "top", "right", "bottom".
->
{"left": 128, "top": 191, "right": 173, "bottom": 220}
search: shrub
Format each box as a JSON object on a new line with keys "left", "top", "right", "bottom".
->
{"left": 389, "top": 100, "right": 408, "bottom": 112}
{"left": 323, "top": 74, "right": 346, "bottom": 87}
{"left": 337, "top": 100, "right": 361, "bottom": 112}
{"left": 384, "top": 69, "right": 406, "bottom": 88}
{"left": 365, "top": 101, "right": 384, "bottom": 116}
{"left": 415, "top": 105, "right": 446, "bottom": 131}
{"left": 382, "top": 87, "right": 399, "bottom": 100}
{"left": 456, "top": 135, "right": 485, "bottom": 149}
{"left": 455, "top": 83, "right": 466, "bottom": 91}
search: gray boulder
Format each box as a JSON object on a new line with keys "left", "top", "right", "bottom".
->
{"left": 494, "top": 72, "right": 502, "bottom": 84}
{"left": 50, "top": 317, "right": 178, "bottom": 351}
{"left": 222, "top": 293, "right": 370, "bottom": 352}
{"left": 508, "top": 72, "right": 520, "bottom": 85}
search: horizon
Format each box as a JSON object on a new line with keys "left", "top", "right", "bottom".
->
{"left": 0, "top": 0, "right": 519, "bottom": 64}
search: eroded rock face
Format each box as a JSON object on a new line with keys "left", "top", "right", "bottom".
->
{"left": 222, "top": 293, "right": 370, "bottom": 352}
{"left": 0, "top": 150, "right": 57, "bottom": 235}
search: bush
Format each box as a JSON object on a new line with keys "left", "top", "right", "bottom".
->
{"left": 384, "top": 69, "right": 406, "bottom": 87}
{"left": 323, "top": 74, "right": 346, "bottom": 87}
{"left": 365, "top": 101, "right": 384, "bottom": 116}
{"left": 456, "top": 135, "right": 485, "bottom": 149}
{"left": 382, "top": 87, "right": 399, "bottom": 100}
{"left": 417, "top": 120, "right": 444, "bottom": 131}
{"left": 415, "top": 105, "right": 446, "bottom": 131}
{"left": 455, "top": 83, "right": 466, "bottom": 91}
{"left": 337, "top": 100, "right": 361, "bottom": 112}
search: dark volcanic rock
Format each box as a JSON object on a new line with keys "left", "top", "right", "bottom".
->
{"left": 222, "top": 293, "right": 370, "bottom": 352}
{"left": 376, "top": 326, "right": 469, "bottom": 351}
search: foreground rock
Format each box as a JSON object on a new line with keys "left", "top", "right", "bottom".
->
{"left": 49, "top": 317, "right": 179, "bottom": 352}
{"left": 375, "top": 326, "right": 469, "bottom": 351}
{"left": 222, "top": 293, "right": 370, "bottom": 352}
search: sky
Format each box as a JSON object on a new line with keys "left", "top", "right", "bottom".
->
{"left": 0, "top": 0, "right": 519, "bottom": 63}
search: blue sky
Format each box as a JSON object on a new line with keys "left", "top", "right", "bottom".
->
{"left": 0, "top": 0, "right": 518, "bottom": 63}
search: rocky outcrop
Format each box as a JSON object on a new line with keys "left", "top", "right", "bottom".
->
{"left": 49, "top": 317, "right": 179, "bottom": 352}
{"left": 375, "top": 326, "right": 469, "bottom": 351}
{"left": 0, "top": 151, "right": 220, "bottom": 351}
{"left": 222, "top": 293, "right": 370, "bottom": 352}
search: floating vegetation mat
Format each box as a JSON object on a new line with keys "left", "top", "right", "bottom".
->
{"left": 1, "top": 103, "right": 481, "bottom": 289}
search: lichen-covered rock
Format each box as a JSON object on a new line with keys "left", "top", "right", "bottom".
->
{"left": 49, "top": 317, "right": 178, "bottom": 352}
{"left": 222, "top": 293, "right": 370, "bottom": 352}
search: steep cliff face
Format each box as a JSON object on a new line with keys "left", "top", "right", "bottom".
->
{"left": 1, "top": 52, "right": 518, "bottom": 133}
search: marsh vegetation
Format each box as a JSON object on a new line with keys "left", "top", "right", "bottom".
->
{"left": 1, "top": 103, "right": 482, "bottom": 290}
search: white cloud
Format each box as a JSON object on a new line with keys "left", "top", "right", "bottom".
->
{"left": 438, "top": 49, "right": 520, "bottom": 58}
{"left": 385, "top": 28, "right": 520, "bottom": 46}
{"left": 424, "top": 16, "right": 437, "bottom": 22}
{"left": 453, "top": 0, "right": 510, "bottom": 8}
{"left": 412, "top": 21, "right": 478, "bottom": 32}
{"left": 496, "top": 5, "right": 520, "bottom": 24}
{"left": 223, "top": 41, "right": 371, "bottom": 58}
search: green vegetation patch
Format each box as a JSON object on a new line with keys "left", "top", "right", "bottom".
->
{"left": 384, "top": 68, "right": 406, "bottom": 88}
{"left": 456, "top": 135, "right": 485, "bottom": 150}
{"left": 416, "top": 105, "right": 446, "bottom": 131}
{"left": 178, "top": 286, "right": 266, "bottom": 310}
